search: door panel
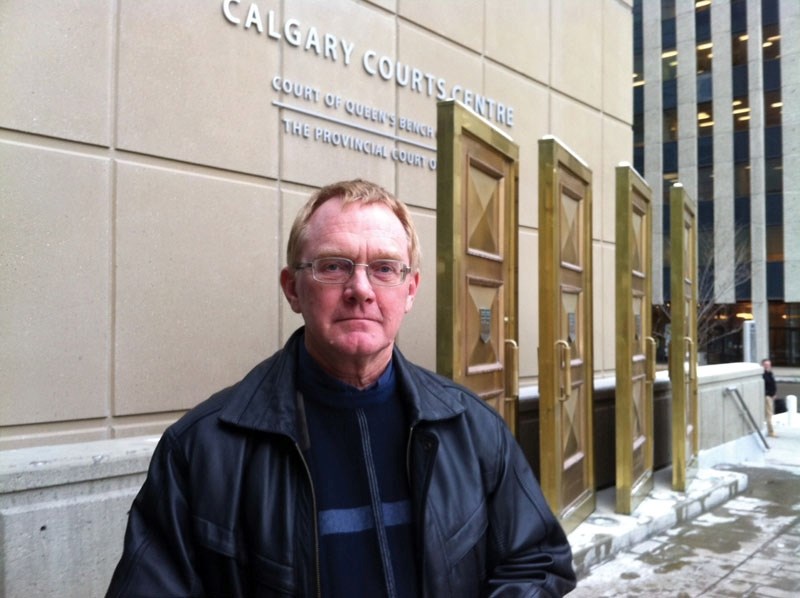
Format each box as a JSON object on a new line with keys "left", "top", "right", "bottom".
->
{"left": 538, "top": 137, "right": 594, "bottom": 532}
{"left": 615, "top": 165, "right": 655, "bottom": 514}
{"left": 436, "top": 100, "right": 520, "bottom": 432}
{"left": 669, "top": 184, "right": 698, "bottom": 491}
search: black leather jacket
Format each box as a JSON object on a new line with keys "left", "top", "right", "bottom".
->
{"left": 107, "top": 329, "right": 576, "bottom": 597}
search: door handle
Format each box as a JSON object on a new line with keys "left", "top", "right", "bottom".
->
{"left": 684, "top": 337, "right": 696, "bottom": 382}
{"left": 504, "top": 339, "right": 519, "bottom": 437}
{"left": 555, "top": 340, "right": 571, "bottom": 402}
{"left": 645, "top": 336, "right": 656, "bottom": 383}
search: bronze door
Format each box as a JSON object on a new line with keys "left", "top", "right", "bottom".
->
{"left": 436, "top": 100, "right": 520, "bottom": 432}
{"left": 615, "top": 165, "right": 655, "bottom": 514}
{"left": 538, "top": 137, "right": 594, "bottom": 531}
{"left": 669, "top": 184, "right": 698, "bottom": 491}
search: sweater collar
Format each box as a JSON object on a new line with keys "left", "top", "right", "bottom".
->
{"left": 297, "top": 340, "right": 396, "bottom": 409}
{"left": 218, "top": 328, "right": 465, "bottom": 439}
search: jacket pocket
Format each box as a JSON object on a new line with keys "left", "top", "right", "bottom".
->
{"left": 250, "top": 551, "right": 297, "bottom": 596}
{"left": 193, "top": 515, "right": 239, "bottom": 557}
{"left": 444, "top": 498, "right": 488, "bottom": 587}
{"left": 192, "top": 516, "right": 297, "bottom": 596}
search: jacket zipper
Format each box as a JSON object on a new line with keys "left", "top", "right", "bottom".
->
{"left": 405, "top": 423, "right": 416, "bottom": 486}
{"left": 406, "top": 422, "right": 429, "bottom": 596}
{"left": 295, "top": 442, "right": 322, "bottom": 598}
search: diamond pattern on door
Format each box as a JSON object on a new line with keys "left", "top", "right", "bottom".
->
{"left": 560, "top": 191, "right": 580, "bottom": 266}
{"left": 632, "top": 210, "right": 643, "bottom": 272}
{"left": 632, "top": 375, "right": 646, "bottom": 475}
{"left": 683, "top": 224, "right": 691, "bottom": 283}
{"left": 562, "top": 390, "right": 582, "bottom": 460}
{"left": 561, "top": 384, "right": 586, "bottom": 505}
{"left": 467, "top": 282, "right": 501, "bottom": 368}
{"left": 632, "top": 378, "right": 643, "bottom": 438}
{"left": 467, "top": 167, "right": 499, "bottom": 256}
{"left": 633, "top": 295, "right": 643, "bottom": 351}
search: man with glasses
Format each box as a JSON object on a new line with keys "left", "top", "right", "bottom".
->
{"left": 107, "top": 179, "right": 576, "bottom": 597}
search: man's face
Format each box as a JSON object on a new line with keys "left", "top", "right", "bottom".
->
{"left": 763, "top": 360, "right": 772, "bottom": 370}
{"left": 280, "top": 198, "right": 420, "bottom": 376}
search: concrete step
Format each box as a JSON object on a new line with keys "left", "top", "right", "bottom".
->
{"left": 568, "top": 466, "right": 748, "bottom": 578}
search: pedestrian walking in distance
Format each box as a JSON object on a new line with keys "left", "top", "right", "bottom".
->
{"left": 762, "top": 358, "right": 778, "bottom": 438}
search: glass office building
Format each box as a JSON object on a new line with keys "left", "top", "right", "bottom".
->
{"left": 633, "top": 0, "right": 800, "bottom": 365}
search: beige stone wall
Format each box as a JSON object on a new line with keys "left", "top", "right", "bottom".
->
{"left": 0, "top": 0, "right": 633, "bottom": 449}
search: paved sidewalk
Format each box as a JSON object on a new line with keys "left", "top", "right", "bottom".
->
{"left": 568, "top": 424, "right": 800, "bottom": 597}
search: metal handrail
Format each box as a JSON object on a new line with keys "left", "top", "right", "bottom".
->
{"left": 724, "top": 386, "right": 770, "bottom": 450}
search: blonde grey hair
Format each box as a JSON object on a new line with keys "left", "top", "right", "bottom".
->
{"left": 286, "top": 179, "right": 421, "bottom": 271}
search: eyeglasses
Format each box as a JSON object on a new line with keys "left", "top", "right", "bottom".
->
{"left": 295, "top": 257, "right": 411, "bottom": 287}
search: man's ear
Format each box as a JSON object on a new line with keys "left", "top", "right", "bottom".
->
{"left": 280, "top": 267, "right": 303, "bottom": 313}
{"left": 404, "top": 270, "right": 421, "bottom": 313}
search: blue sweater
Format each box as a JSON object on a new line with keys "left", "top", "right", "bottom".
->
{"left": 298, "top": 345, "right": 418, "bottom": 597}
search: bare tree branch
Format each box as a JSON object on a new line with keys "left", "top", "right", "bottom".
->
{"left": 653, "top": 225, "right": 752, "bottom": 363}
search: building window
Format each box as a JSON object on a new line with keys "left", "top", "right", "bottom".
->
{"left": 697, "top": 101, "right": 713, "bottom": 137}
{"left": 698, "top": 136, "right": 713, "bottom": 165}
{"left": 734, "top": 130, "right": 750, "bottom": 163}
{"left": 732, "top": 97, "right": 750, "bottom": 131}
{"left": 765, "top": 158, "right": 783, "bottom": 194}
{"left": 663, "top": 176, "right": 677, "bottom": 202}
{"left": 763, "top": 60, "right": 781, "bottom": 91}
{"left": 697, "top": 73, "right": 713, "bottom": 103}
{"left": 764, "top": 90, "right": 782, "bottom": 127}
{"left": 766, "top": 227, "right": 783, "bottom": 262}
{"left": 732, "top": 64, "right": 748, "bottom": 97}
{"left": 762, "top": 24, "right": 781, "bottom": 61}
{"left": 734, "top": 164, "right": 750, "bottom": 199}
{"left": 662, "top": 0, "right": 676, "bottom": 47}
{"left": 662, "top": 49, "right": 678, "bottom": 81}
{"left": 662, "top": 18, "right": 676, "bottom": 49}
{"left": 696, "top": 25, "right": 712, "bottom": 105}
{"left": 697, "top": 166, "right": 713, "bottom": 201}
{"left": 698, "top": 226, "right": 714, "bottom": 302}
{"left": 634, "top": 146, "right": 645, "bottom": 176}
{"left": 634, "top": 85, "right": 644, "bottom": 115}
{"left": 767, "top": 262, "right": 784, "bottom": 301}
{"left": 770, "top": 303, "right": 800, "bottom": 366}
{"left": 734, "top": 197, "right": 750, "bottom": 227}
{"left": 762, "top": 23, "right": 781, "bottom": 91}
{"left": 695, "top": 2, "right": 711, "bottom": 41}
{"left": 765, "top": 127, "right": 782, "bottom": 159}
{"left": 634, "top": 118, "right": 644, "bottom": 146}
{"left": 696, "top": 42, "right": 712, "bottom": 75}
{"left": 730, "top": 2, "right": 749, "bottom": 99}
{"left": 663, "top": 108, "right": 678, "bottom": 141}
{"left": 731, "top": 33, "right": 748, "bottom": 66}
{"left": 731, "top": 0, "right": 747, "bottom": 33}
{"left": 663, "top": 141, "right": 678, "bottom": 173}
{"left": 762, "top": 0, "right": 779, "bottom": 26}
{"left": 633, "top": 0, "right": 644, "bottom": 90}
{"left": 698, "top": 203, "right": 714, "bottom": 232}
{"left": 663, "top": 79, "right": 677, "bottom": 109}
{"left": 766, "top": 194, "right": 783, "bottom": 227}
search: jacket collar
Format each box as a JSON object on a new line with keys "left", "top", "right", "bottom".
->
{"left": 218, "top": 328, "right": 465, "bottom": 441}
{"left": 392, "top": 344, "right": 467, "bottom": 425}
